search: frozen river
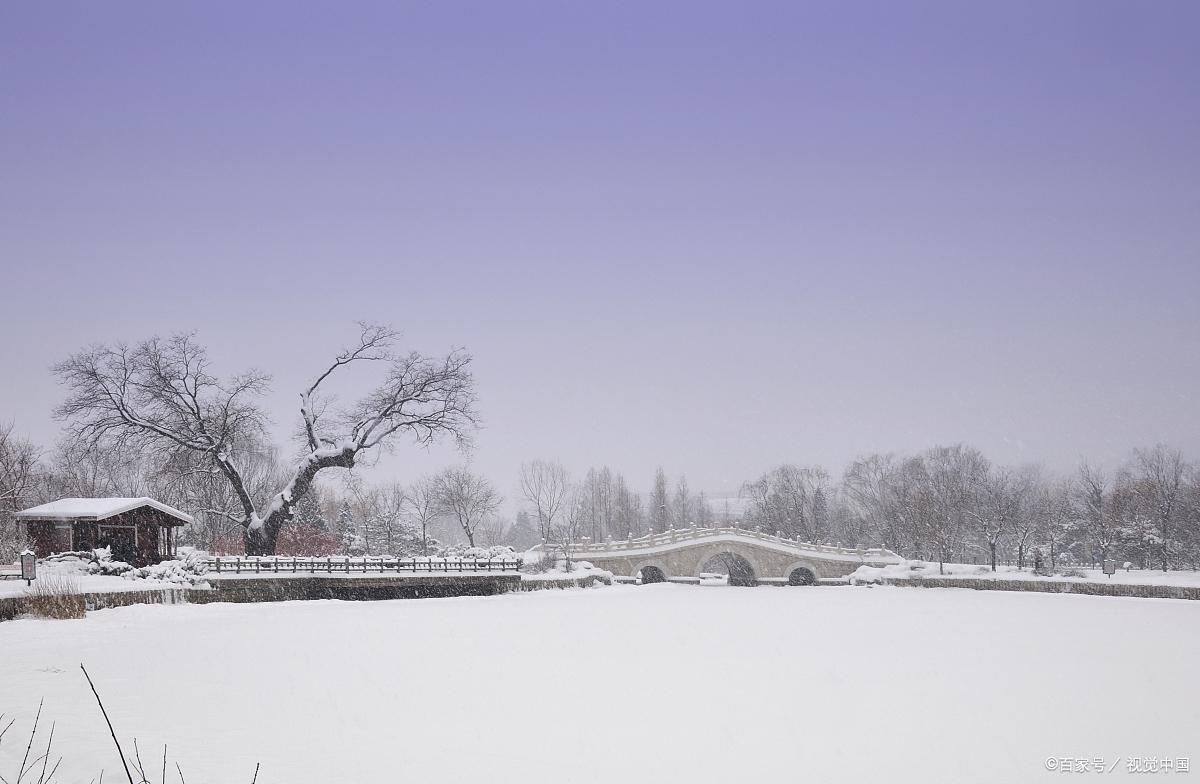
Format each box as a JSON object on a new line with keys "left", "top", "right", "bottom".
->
{"left": 2, "top": 584, "right": 1197, "bottom": 783}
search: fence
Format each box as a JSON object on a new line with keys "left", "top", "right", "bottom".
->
{"left": 205, "top": 556, "right": 522, "bottom": 575}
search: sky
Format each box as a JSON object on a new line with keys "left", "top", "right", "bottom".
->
{"left": 1, "top": 1, "right": 1198, "bottom": 504}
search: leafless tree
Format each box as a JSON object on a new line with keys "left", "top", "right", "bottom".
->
{"left": 695, "top": 491, "right": 714, "bottom": 526}
{"left": 518, "top": 459, "right": 569, "bottom": 543}
{"left": 649, "top": 467, "right": 670, "bottom": 533}
{"left": 741, "top": 464, "right": 831, "bottom": 541}
{"left": 432, "top": 466, "right": 500, "bottom": 547}
{"left": 671, "top": 474, "right": 692, "bottom": 528}
{"left": 552, "top": 483, "right": 590, "bottom": 568}
{"left": 978, "top": 466, "right": 1033, "bottom": 571}
{"left": 53, "top": 324, "right": 476, "bottom": 554}
{"left": 611, "top": 474, "right": 644, "bottom": 538}
{"left": 1038, "top": 478, "right": 1076, "bottom": 569}
{"left": 1075, "top": 461, "right": 1119, "bottom": 565}
{"left": 376, "top": 482, "right": 415, "bottom": 554}
{"left": 1007, "top": 465, "right": 1046, "bottom": 569}
{"left": 922, "top": 445, "right": 989, "bottom": 573}
{"left": 406, "top": 476, "right": 442, "bottom": 555}
{"left": 42, "top": 439, "right": 150, "bottom": 500}
{"left": 842, "top": 454, "right": 909, "bottom": 552}
{"left": 343, "top": 478, "right": 415, "bottom": 555}
{"left": 476, "top": 515, "right": 508, "bottom": 547}
{"left": 1, "top": 422, "right": 41, "bottom": 510}
{"left": 1130, "top": 445, "right": 1188, "bottom": 571}
{"left": 0, "top": 422, "right": 40, "bottom": 560}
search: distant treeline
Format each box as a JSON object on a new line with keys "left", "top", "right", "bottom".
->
{"left": 3, "top": 420, "right": 1197, "bottom": 570}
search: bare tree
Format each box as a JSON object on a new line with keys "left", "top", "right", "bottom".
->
{"left": 978, "top": 466, "right": 1032, "bottom": 571}
{"left": 649, "top": 467, "right": 669, "bottom": 533}
{"left": 1038, "top": 478, "right": 1076, "bottom": 569}
{"left": 0, "top": 422, "right": 40, "bottom": 510}
{"left": 671, "top": 474, "right": 692, "bottom": 528}
{"left": 1075, "top": 461, "right": 1119, "bottom": 565}
{"left": 842, "top": 454, "right": 909, "bottom": 552}
{"left": 432, "top": 467, "right": 500, "bottom": 547}
{"left": 1008, "top": 465, "right": 1046, "bottom": 569}
{"left": 406, "top": 476, "right": 442, "bottom": 555}
{"left": 376, "top": 482, "right": 415, "bottom": 554}
{"left": 695, "top": 491, "right": 714, "bottom": 527}
{"left": 53, "top": 325, "right": 476, "bottom": 554}
{"left": 1131, "top": 445, "right": 1188, "bottom": 571}
{"left": 43, "top": 439, "right": 150, "bottom": 500}
{"left": 923, "top": 445, "right": 989, "bottom": 573}
{"left": 0, "top": 423, "right": 40, "bottom": 560}
{"left": 741, "top": 464, "right": 831, "bottom": 541}
{"left": 611, "top": 474, "right": 643, "bottom": 538}
{"left": 476, "top": 515, "right": 508, "bottom": 547}
{"left": 518, "top": 459, "right": 569, "bottom": 543}
{"left": 343, "top": 478, "right": 415, "bottom": 555}
{"left": 553, "top": 483, "right": 589, "bottom": 568}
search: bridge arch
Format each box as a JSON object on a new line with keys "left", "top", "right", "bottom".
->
{"left": 690, "top": 542, "right": 763, "bottom": 582}
{"left": 697, "top": 551, "right": 759, "bottom": 586}
{"left": 632, "top": 560, "right": 670, "bottom": 584}
{"left": 783, "top": 560, "right": 819, "bottom": 586}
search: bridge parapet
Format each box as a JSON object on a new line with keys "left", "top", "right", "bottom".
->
{"left": 537, "top": 526, "right": 899, "bottom": 562}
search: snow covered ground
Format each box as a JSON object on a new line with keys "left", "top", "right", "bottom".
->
{"left": 1, "top": 585, "right": 1197, "bottom": 783}
{"left": 853, "top": 560, "right": 1200, "bottom": 587}
{"left": 0, "top": 558, "right": 183, "bottom": 598}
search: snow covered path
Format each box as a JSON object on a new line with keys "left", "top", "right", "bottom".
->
{"left": 1, "top": 585, "right": 1197, "bottom": 783}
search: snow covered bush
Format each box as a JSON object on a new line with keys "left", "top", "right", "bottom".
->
{"left": 435, "top": 544, "right": 517, "bottom": 560}
{"left": 87, "top": 558, "right": 134, "bottom": 577}
{"left": 124, "top": 550, "right": 209, "bottom": 586}
{"left": 42, "top": 550, "right": 97, "bottom": 563}
{"left": 520, "top": 550, "right": 558, "bottom": 574}
{"left": 82, "top": 547, "right": 134, "bottom": 576}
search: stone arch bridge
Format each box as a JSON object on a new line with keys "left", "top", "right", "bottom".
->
{"left": 537, "top": 527, "right": 902, "bottom": 586}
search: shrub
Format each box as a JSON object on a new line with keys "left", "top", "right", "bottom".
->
{"left": 276, "top": 523, "right": 342, "bottom": 556}
{"left": 436, "top": 543, "right": 517, "bottom": 560}
{"left": 26, "top": 575, "right": 86, "bottom": 620}
{"left": 520, "top": 553, "right": 558, "bottom": 574}
{"left": 124, "top": 550, "right": 210, "bottom": 586}
{"left": 85, "top": 548, "right": 134, "bottom": 576}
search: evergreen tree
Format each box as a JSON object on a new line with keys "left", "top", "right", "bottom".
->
{"left": 293, "top": 492, "right": 329, "bottom": 532}
{"left": 506, "top": 510, "right": 541, "bottom": 550}
{"left": 335, "top": 500, "right": 362, "bottom": 555}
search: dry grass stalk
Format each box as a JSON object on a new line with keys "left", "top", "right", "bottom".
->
{"left": 26, "top": 575, "right": 86, "bottom": 620}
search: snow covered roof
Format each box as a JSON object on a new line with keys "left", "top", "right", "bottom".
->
{"left": 15, "top": 497, "right": 194, "bottom": 525}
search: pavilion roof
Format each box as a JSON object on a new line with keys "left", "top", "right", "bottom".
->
{"left": 15, "top": 497, "right": 194, "bottom": 525}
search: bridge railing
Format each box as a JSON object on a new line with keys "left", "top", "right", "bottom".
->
{"left": 543, "top": 526, "right": 899, "bottom": 560}
{"left": 206, "top": 555, "right": 523, "bottom": 575}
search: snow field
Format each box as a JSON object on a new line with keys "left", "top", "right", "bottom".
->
{"left": 1, "top": 584, "right": 1197, "bottom": 783}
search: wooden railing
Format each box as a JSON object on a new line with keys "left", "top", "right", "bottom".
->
{"left": 206, "top": 556, "right": 522, "bottom": 575}
{"left": 538, "top": 526, "right": 899, "bottom": 560}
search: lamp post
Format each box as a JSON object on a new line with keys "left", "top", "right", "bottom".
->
{"left": 20, "top": 549, "right": 36, "bottom": 587}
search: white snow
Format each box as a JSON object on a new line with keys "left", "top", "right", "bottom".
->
{"left": 1, "top": 586, "right": 1198, "bottom": 783}
{"left": 519, "top": 560, "right": 612, "bottom": 584}
{"left": 852, "top": 560, "right": 1200, "bottom": 587}
{"left": 14, "top": 497, "right": 194, "bottom": 524}
{"left": 0, "top": 557, "right": 184, "bottom": 598}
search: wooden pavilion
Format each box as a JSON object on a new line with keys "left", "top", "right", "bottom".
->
{"left": 15, "top": 497, "right": 192, "bottom": 566}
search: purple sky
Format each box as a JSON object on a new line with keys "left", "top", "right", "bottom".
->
{"left": 2, "top": 1, "right": 1198, "bottom": 500}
